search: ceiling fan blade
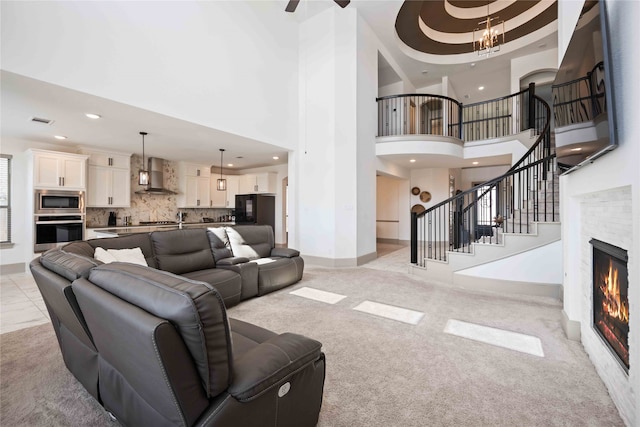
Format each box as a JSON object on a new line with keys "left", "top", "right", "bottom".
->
{"left": 334, "top": 0, "right": 350, "bottom": 8}
{"left": 285, "top": 0, "right": 300, "bottom": 13}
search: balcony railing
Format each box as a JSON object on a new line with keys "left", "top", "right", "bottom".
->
{"left": 377, "top": 83, "right": 539, "bottom": 142}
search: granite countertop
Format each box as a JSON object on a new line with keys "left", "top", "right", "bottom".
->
{"left": 88, "top": 222, "right": 235, "bottom": 237}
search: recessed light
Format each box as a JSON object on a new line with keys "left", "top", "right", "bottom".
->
{"left": 227, "top": 163, "right": 234, "bottom": 167}
{"left": 410, "top": 159, "right": 416, "bottom": 163}
{"left": 470, "top": 63, "right": 476, "bottom": 68}
{"left": 464, "top": 94, "right": 470, "bottom": 99}
{"left": 85, "top": 113, "right": 101, "bottom": 119}
{"left": 538, "top": 43, "right": 547, "bottom": 49}
{"left": 478, "top": 86, "right": 484, "bottom": 91}
{"left": 421, "top": 70, "right": 429, "bottom": 74}
{"left": 472, "top": 161, "right": 479, "bottom": 165}
{"left": 54, "top": 135, "right": 67, "bottom": 140}
{"left": 272, "top": 156, "right": 279, "bottom": 160}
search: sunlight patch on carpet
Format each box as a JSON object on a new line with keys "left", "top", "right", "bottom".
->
{"left": 353, "top": 301, "right": 424, "bottom": 325}
{"left": 289, "top": 287, "right": 347, "bottom": 304}
{"left": 444, "top": 319, "right": 545, "bottom": 357}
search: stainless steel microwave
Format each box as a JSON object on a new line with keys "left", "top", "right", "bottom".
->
{"left": 35, "top": 189, "right": 85, "bottom": 214}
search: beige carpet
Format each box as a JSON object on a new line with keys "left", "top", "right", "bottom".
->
{"left": 0, "top": 255, "right": 625, "bottom": 426}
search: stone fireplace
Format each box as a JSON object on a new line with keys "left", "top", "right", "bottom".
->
{"left": 570, "top": 185, "right": 635, "bottom": 425}
{"left": 591, "top": 238, "right": 629, "bottom": 371}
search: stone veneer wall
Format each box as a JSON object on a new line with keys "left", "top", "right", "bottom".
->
{"left": 86, "top": 155, "right": 232, "bottom": 227}
{"left": 579, "top": 186, "right": 634, "bottom": 424}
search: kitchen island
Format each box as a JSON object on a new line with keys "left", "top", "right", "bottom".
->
{"left": 86, "top": 222, "right": 235, "bottom": 239}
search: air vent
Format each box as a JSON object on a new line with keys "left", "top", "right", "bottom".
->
{"left": 30, "top": 116, "right": 54, "bottom": 125}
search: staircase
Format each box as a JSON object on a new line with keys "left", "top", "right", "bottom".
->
{"left": 409, "top": 87, "right": 561, "bottom": 297}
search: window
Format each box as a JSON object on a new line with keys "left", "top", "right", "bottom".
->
{"left": 0, "top": 155, "right": 11, "bottom": 244}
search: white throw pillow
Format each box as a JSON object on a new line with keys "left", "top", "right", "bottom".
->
{"left": 94, "top": 247, "right": 148, "bottom": 267}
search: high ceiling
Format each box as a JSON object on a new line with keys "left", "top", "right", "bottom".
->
{"left": 1, "top": 0, "right": 559, "bottom": 170}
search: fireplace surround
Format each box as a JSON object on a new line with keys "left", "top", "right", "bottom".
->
{"left": 591, "top": 238, "right": 629, "bottom": 371}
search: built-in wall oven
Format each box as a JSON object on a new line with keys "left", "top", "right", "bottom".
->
{"left": 34, "top": 190, "right": 85, "bottom": 252}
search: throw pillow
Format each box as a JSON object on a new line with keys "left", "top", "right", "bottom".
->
{"left": 94, "top": 247, "right": 148, "bottom": 267}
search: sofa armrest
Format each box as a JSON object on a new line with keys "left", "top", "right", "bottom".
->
{"left": 228, "top": 333, "right": 322, "bottom": 402}
{"left": 270, "top": 247, "right": 300, "bottom": 258}
{"left": 217, "top": 256, "right": 250, "bottom": 266}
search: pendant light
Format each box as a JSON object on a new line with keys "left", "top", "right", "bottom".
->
{"left": 217, "top": 149, "right": 227, "bottom": 191}
{"left": 138, "top": 131, "right": 150, "bottom": 185}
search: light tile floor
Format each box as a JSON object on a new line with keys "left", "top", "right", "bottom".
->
{"left": 1, "top": 272, "right": 50, "bottom": 334}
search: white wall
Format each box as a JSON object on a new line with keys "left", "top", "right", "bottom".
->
{"left": 409, "top": 168, "right": 450, "bottom": 211}
{"left": 378, "top": 81, "right": 404, "bottom": 98}
{"left": 0, "top": 1, "right": 299, "bottom": 150}
{"left": 460, "top": 165, "right": 510, "bottom": 191}
{"left": 290, "top": 6, "right": 377, "bottom": 265}
{"left": 416, "top": 82, "right": 443, "bottom": 95}
{"left": 510, "top": 48, "right": 558, "bottom": 94}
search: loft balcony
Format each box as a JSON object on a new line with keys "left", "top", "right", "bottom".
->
{"left": 376, "top": 87, "right": 546, "bottom": 168}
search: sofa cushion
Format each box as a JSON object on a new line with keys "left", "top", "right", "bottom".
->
{"left": 88, "top": 233, "right": 157, "bottom": 268}
{"left": 151, "top": 229, "right": 216, "bottom": 274}
{"left": 86, "top": 263, "right": 232, "bottom": 398}
{"left": 207, "top": 227, "right": 233, "bottom": 262}
{"left": 182, "top": 268, "right": 242, "bottom": 308}
{"left": 40, "top": 248, "right": 101, "bottom": 281}
{"left": 253, "top": 257, "right": 305, "bottom": 296}
{"left": 226, "top": 225, "right": 274, "bottom": 260}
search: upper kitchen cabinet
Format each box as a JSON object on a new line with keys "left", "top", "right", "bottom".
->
{"left": 31, "top": 149, "right": 88, "bottom": 190}
{"left": 210, "top": 175, "right": 240, "bottom": 208}
{"left": 81, "top": 149, "right": 132, "bottom": 208}
{"left": 239, "top": 172, "right": 277, "bottom": 194}
{"left": 177, "top": 162, "right": 211, "bottom": 208}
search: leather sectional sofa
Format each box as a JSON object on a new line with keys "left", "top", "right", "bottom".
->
{"left": 29, "top": 225, "right": 325, "bottom": 426}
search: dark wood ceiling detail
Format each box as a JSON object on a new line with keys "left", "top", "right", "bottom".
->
{"left": 396, "top": 0, "right": 557, "bottom": 56}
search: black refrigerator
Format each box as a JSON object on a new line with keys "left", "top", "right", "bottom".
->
{"left": 235, "top": 194, "right": 275, "bottom": 230}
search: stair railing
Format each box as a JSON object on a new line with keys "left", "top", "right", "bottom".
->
{"left": 410, "top": 87, "right": 555, "bottom": 267}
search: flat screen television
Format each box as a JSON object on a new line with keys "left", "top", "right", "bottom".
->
{"left": 552, "top": 0, "right": 617, "bottom": 174}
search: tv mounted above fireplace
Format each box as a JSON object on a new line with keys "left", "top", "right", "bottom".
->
{"left": 552, "top": 0, "right": 618, "bottom": 174}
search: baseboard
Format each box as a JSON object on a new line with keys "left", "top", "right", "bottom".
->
{"left": 303, "top": 251, "right": 377, "bottom": 268}
{"left": 561, "top": 310, "right": 581, "bottom": 341}
{"left": 453, "top": 273, "right": 562, "bottom": 299}
{"left": 0, "top": 263, "right": 26, "bottom": 275}
{"left": 376, "top": 238, "right": 410, "bottom": 246}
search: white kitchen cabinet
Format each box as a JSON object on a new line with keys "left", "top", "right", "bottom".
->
{"left": 177, "top": 162, "right": 212, "bottom": 208}
{"left": 210, "top": 175, "right": 240, "bottom": 208}
{"left": 238, "top": 172, "right": 277, "bottom": 194}
{"left": 87, "top": 166, "right": 131, "bottom": 207}
{"left": 83, "top": 149, "right": 132, "bottom": 207}
{"left": 86, "top": 151, "right": 130, "bottom": 169}
{"left": 32, "top": 150, "right": 88, "bottom": 190}
{"left": 226, "top": 175, "right": 240, "bottom": 208}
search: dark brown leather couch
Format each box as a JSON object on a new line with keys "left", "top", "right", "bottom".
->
{"left": 29, "top": 226, "right": 323, "bottom": 426}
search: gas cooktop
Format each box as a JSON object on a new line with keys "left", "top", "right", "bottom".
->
{"left": 138, "top": 221, "right": 178, "bottom": 225}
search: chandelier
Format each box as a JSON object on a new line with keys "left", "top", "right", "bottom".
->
{"left": 473, "top": 5, "right": 504, "bottom": 56}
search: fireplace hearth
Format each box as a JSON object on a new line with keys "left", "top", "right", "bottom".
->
{"left": 591, "top": 238, "right": 629, "bottom": 371}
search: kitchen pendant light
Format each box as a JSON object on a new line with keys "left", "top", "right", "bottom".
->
{"left": 138, "top": 131, "right": 150, "bottom": 185}
{"left": 217, "top": 149, "right": 227, "bottom": 191}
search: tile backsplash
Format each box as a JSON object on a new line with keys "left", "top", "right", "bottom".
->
{"left": 86, "top": 155, "right": 232, "bottom": 227}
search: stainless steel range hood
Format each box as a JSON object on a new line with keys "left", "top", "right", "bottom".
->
{"left": 135, "top": 157, "right": 177, "bottom": 195}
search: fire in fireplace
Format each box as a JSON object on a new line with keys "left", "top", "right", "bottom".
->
{"left": 591, "top": 238, "right": 629, "bottom": 371}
